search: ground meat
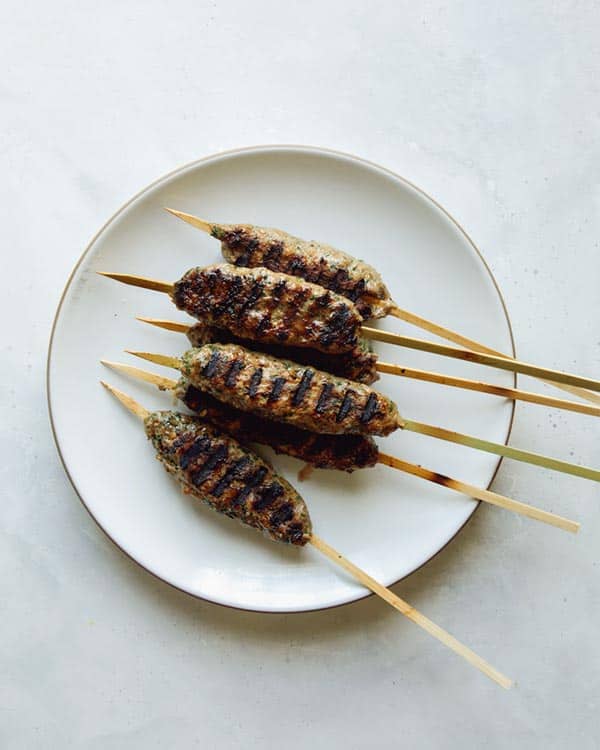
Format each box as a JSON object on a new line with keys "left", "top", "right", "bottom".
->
{"left": 186, "top": 323, "right": 379, "bottom": 385}
{"left": 144, "top": 411, "right": 312, "bottom": 545}
{"left": 180, "top": 343, "right": 400, "bottom": 437}
{"left": 172, "top": 264, "right": 363, "bottom": 354}
{"left": 176, "top": 380, "right": 380, "bottom": 472}
{"left": 210, "top": 223, "right": 393, "bottom": 320}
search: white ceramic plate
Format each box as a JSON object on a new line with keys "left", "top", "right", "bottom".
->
{"left": 48, "top": 145, "right": 515, "bottom": 612}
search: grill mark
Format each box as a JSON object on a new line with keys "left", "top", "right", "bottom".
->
{"left": 253, "top": 483, "right": 284, "bottom": 511}
{"left": 346, "top": 278, "right": 366, "bottom": 303}
{"left": 287, "top": 523, "right": 305, "bottom": 544}
{"left": 235, "top": 239, "right": 259, "bottom": 266}
{"left": 292, "top": 370, "right": 314, "bottom": 406}
{"left": 225, "top": 360, "right": 244, "bottom": 387}
{"left": 270, "top": 503, "right": 294, "bottom": 527}
{"left": 202, "top": 351, "right": 222, "bottom": 378}
{"left": 268, "top": 377, "right": 286, "bottom": 403}
{"left": 190, "top": 444, "right": 229, "bottom": 486}
{"left": 360, "top": 392, "right": 379, "bottom": 424}
{"left": 315, "top": 383, "right": 333, "bottom": 414}
{"left": 336, "top": 391, "right": 355, "bottom": 423}
{"left": 328, "top": 304, "right": 352, "bottom": 332}
{"left": 254, "top": 315, "right": 270, "bottom": 336}
{"left": 264, "top": 242, "right": 284, "bottom": 266}
{"left": 319, "top": 304, "right": 356, "bottom": 349}
{"left": 288, "top": 257, "right": 306, "bottom": 276}
{"left": 248, "top": 368, "right": 263, "bottom": 397}
{"left": 213, "top": 274, "right": 243, "bottom": 315}
{"left": 179, "top": 437, "right": 211, "bottom": 470}
{"left": 329, "top": 267, "right": 351, "bottom": 295}
{"left": 234, "top": 466, "right": 268, "bottom": 505}
{"left": 271, "top": 280, "right": 287, "bottom": 301}
{"left": 211, "top": 456, "right": 251, "bottom": 498}
{"left": 236, "top": 279, "right": 263, "bottom": 317}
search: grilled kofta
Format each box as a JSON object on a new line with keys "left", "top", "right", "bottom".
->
{"left": 145, "top": 410, "right": 312, "bottom": 545}
{"left": 197, "top": 220, "right": 393, "bottom": 320}
{"left": 177, "top": 380, "right": 379, "bottom": 472}
{"left": 186, "top": 322, "right": 379, "bottom": 385}
{"left": 172, "top": 264, "right": 363, "bottom": 354}
{"left": 179, "top": 343, "right": 399, "bottom": 436}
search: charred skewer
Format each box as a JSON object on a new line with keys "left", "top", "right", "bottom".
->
{"left": 166, "top": 208, "right": 600, "bottom": 406}
{"left": 98, "top": 267, "right": 600, "bottom": 393}
{"left": 126, "top": 343, "right": 600, "bottom": 482}
{"left": 101, "top": 380, "right": 513, "bottom": 688}
{"left": 102, "top": 359, "right": 580, "bottom": 533}
{"left": 137, "top": 317, "right": 600, "bottom": 418}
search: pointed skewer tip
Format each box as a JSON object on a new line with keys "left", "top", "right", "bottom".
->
{"left": 100, "top": 380, "right": 149, "bottom": 419}
{"left": 163, "top": 207, "right": 213, "bottom": 233}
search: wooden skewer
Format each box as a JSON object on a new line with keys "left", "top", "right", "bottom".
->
{"left": 399, "top": 418, "right": 600, "bottom": 482}
{"left": 376, "top": 362, "right": 600, "bottom": 417}
{"left": 164, "top": 207, "right": 600, "bottom": 406}
{"left": 137, "top": 316, "right": 190, "bottom": 333}
{"left": 97, "top": 272, "right": 174, "bottom": 294}
{"left": 363, "top": 327, "right": 600, "bottom": 393}
{"left": 389, "top": 305, "right": 600, "bottom": 407}
{"left": 100, "top": 380, "right": 150, "bottom": 419}
{"left": 377, "top": 454, "right": 578, "bottom": 533}
{"left": 101, "top": 359, "right": 580, "bottom": 534}
{"left": 136, "top": 316, "right": 600, "bottom": 418}
{"left": 101, "top": 379, "right": 512, "bottom": 688}
{"left": 124, "top": 350, "right": 600, "bottom": 483}
{"left": 165, "top": 208, "right": 214, "bottom": 233}
{"left": 97, "top": 271, "right": 600, "bottom": 393}
{"left": 309, "top": 534, "right": 512, "bottom": 689}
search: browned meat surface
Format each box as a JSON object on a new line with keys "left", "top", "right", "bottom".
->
{"left": 172, "top": 264, "right": 362, "bottom": 354}
{"left": 186, "top": 323, "right": 379, "bottom": 385}
{"left": 176, "top": 380, "right": 380, "bottom": 472}
{"left": 144, "top": 411, "right": 311, "bottom": 545}
{"left": 180, "top": 344, "right": 399, "bottom": 437}
{"left": 210, "top": 223, "right": 393, "bottom": 320}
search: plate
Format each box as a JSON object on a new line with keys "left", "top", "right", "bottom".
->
{"left": 47, "top": 145, "right": 515, "bottom": 612}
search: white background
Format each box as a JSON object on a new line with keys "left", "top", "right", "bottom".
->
{"left": 2, "top": 2, "right": 600, "bottom": 748}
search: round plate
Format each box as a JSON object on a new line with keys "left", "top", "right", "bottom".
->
{"left": 48, "top": 145, "right": 515, "bottom": 612}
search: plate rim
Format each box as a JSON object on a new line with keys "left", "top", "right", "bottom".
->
{"left": 46, "top": 143, "right": 516, "bottom": 613}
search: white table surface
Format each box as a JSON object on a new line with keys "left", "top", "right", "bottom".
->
{"left": 2, "top": 2, "right": 600, "bottom": 747}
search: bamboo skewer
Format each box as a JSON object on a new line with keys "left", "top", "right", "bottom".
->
{"left": 97, "top": 271, "right": 600, "bottom": 394}
{"left": 101, "top": 380, "right": 150, "bottom": 420}
{"left": 398, "top": 419, "right": 599, "bottom": 482}
{"left": 363, "top": 327, "right": 600, "bottom": 393}
{"left": 124, "top": 350, "right": 600, "bottom": 483}
{"left": 165, "top": 207, "right": 600, "bottom": 406}
{"left": 308, "top": 534, "right": 512, "bottom": 689}
{"left": 101, "top": 379, "right": 513, "bottom": 688}
{"left": 377, "top": 362, "right": 600, "bottom": 417}
{"left": 136, "top": 317, "right": 600, "bottom": 418}
{"left": 377, "top": 454, "right": 578, "bottom": 533}
{"left": 165, "top": 208, "right": 213, "bottom": 233}
{"left": 389, "top": 305, "right": 600, "bottom": 407}
{"left": 101, "top": 359, "right": 580, "bottom": 534}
